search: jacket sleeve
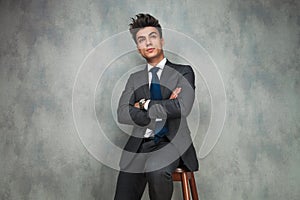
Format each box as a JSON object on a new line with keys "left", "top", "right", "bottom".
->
{"left": 117, "top": 74, "right": 151, "bottom": 126}
{"left": 148, "top": 65, "right": 195, "bottom": 119}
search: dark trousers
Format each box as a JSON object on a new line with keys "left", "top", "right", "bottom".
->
{"left": 114, "top": 138, "right": 181, "bottom": 200}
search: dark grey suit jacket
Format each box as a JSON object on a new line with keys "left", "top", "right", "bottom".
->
{"left": 117, "top": 60, "right": 199, "bottom": 172}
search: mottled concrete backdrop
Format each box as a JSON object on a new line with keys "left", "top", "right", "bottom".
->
{"left": 0, "top": 0, "right": 299, "bottom": 199}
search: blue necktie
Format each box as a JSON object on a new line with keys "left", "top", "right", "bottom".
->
{"left": 149, "top": 67, "right": 168, "bottom": 143}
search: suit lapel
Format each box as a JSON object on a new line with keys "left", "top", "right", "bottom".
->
{"left": 140, "top": 66, "right": 150, "bottom": 99}
{"left": 160, "top": 60, "right": 174, "bottom": 98}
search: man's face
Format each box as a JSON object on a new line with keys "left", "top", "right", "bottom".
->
{"left": 135, "top": 26, "right": 164, "bottom": 62}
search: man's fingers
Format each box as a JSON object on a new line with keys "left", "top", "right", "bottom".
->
{"left": 175, "top": 87, "right": 181, "bottom": 94}
{"left": 134, "top": 102, "right": 140, "bottom": 108}
{"left": 169, "top": 87, "right": 182, "bottom": 99}
{"left": 173, "top": 87, "right": 182, "bottom": 95}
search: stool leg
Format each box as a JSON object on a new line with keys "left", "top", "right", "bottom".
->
{"left": 189, "top": 173, "right": 199, "bottom": 200}
{"left": 181, "top": 172, "right": 190, "bottom": 200}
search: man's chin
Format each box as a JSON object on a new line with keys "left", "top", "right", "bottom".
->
{"left": 143, "top": 54, "right": 156, "bottom": 60}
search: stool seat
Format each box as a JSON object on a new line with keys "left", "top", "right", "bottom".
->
{"left": 172, "top": 168, "right": 199, "bottom": 200}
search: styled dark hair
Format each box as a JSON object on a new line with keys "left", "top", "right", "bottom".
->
{"left": 129, "top": 13, "right": 162, "bottom": 44}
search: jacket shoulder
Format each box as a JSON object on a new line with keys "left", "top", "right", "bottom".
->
{"left": 129, "top": 68, "right": 146, "bottom": 77}
{"left": 166, "top": 60, "right": 193, "bottom": 73}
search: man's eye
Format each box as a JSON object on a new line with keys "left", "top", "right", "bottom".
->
{"left": 138, "top": 38, "right": 145, "bottom": 43}
{"left": 150, "top": 35, "right": 157, "bottom": 39}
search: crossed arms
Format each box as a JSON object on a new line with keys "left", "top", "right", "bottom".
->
{"left": 117, "top": 65, "right": 195, "bottom": 127}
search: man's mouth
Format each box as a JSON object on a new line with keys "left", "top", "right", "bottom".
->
{"left": 146, "top": 48, "right": 155, "bottom": 53}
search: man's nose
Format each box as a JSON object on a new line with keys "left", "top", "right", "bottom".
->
{"left": 146, "top": 37, "right": 152, "bottom": 46}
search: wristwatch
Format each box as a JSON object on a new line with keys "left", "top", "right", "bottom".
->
{"left": 139, "top": 98, "right": 146, "bottom": 110}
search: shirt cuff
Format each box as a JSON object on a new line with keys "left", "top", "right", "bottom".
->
{"left": 144, "top": 99, "right": 151, "bottom": 110}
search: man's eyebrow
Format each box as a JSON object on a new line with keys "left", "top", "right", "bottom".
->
{"left": 137, "top": 35, "right": 146, "bottom": 39}
{"left": 149, "top": 32, "right": 158, "bottom": 36}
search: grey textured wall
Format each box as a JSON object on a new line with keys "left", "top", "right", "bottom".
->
{"left": 0, "top": 0, "right": 299, "bottom": 200}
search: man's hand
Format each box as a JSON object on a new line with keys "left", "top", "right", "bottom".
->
{"left": 169, "top": 87, "right": 181, "bottom": 99}
{"left": 134, "top": 102, "right": 140, "bottom": 108}
{"left": 134, "top": 87, "right": 182, "bottom": 108}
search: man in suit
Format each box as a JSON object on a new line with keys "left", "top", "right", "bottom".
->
{"left": 114, "top": 13, "right": 198, "bottom": 200}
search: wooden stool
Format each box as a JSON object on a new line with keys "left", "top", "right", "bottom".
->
{"left": 172, "top": 168, "right": 199, "bottom": 200}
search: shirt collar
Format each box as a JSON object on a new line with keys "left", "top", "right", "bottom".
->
{"left": 147, "top": 58, "right": 167, "bottom": 72}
